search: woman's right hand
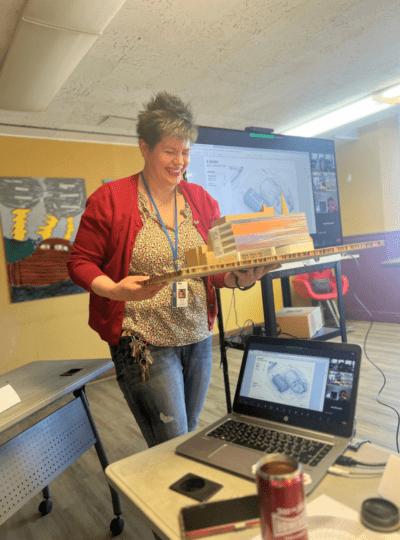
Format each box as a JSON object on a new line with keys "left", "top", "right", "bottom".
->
{"left": 91, "top": 274, "right": 167, "bottom": 302}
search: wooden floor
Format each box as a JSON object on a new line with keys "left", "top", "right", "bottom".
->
{"left": 2, "top": 320, "right": 400, "bottom": 540}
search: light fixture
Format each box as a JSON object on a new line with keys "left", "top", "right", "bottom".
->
{"left": 278, "top": 82, "right": 400, "bottom": 138}
{"left": 0, "top": 0, "right": 127, "bottom": 112}
{"left": 280, "top": 96, "right": 394, "bottom": 137}
{"left": 374, "top": 83, "right": 400, "bottom": 104}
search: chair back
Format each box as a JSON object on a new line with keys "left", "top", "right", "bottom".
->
{"left": 292, "top": 269, "right": 349, "bottom": 300}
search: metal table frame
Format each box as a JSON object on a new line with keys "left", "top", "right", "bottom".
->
{"left": 0, "top": 359, "right": 123, "bottom": 536}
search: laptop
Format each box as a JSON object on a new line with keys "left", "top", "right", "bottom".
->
{"left": 176, "top": 336, "right": 362, "bottom": 495}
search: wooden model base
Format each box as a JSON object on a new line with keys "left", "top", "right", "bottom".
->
{"left": 144, "top": 240, "right": 384, "bottom": 285}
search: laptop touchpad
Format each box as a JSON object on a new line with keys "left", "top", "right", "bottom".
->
{"left": 209, "top": 445, "right": 257, "bottom": 476}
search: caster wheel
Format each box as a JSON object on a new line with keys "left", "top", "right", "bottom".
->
{"left": 39, "top": 499, "right": 53, "bottom": 516}
{"left": 110, "top": 517, "right": 124, "bottom": 536}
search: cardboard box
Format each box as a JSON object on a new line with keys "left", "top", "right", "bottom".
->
{"left": 276, "top": 306, "right": 323, "bottom": 338}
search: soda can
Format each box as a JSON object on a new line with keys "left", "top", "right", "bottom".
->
{"left": 255, "top": 453, "right": 308, "bottom": 540}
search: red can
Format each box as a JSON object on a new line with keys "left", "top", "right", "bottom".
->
{"left": 255, "top": 453, "right": 308, "bottom": 540}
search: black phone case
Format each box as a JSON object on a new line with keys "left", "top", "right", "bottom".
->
{"left": 179, "top": 494, "right": 260, "bottom": 539}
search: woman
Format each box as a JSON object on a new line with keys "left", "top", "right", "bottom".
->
{"left": 67, "top": 92, "right": 279, "bottom": 448}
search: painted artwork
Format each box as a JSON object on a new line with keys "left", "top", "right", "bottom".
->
{"left": 0, "top": 177, "right": 87, "bottom": 303}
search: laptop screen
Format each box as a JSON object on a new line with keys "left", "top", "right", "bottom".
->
{"left": 233, "top": 337, "right": 361, "bottom": 438}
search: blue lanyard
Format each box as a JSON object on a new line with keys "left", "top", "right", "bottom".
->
{"left": 140, "top": 172, "right": 179, "bottom": 271}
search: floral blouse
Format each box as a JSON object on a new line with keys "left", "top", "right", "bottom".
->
{"left": 122, "top": 191, "right": 212, "bottom": 346}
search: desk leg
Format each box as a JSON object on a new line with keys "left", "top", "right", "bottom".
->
{"left": 74, "top": 388, "right": 124, "bottom": 536}
{"left": 261, "top": 275, "right": 278, "bottom": 337}
{"left": 334, "top": 261, "right": 347, "bottom": 343}
{"left": 216, "top": 289, "right": 232, "bottom": 413}
{"left": 281, "top": 277, "right": 292, "bottom": 307}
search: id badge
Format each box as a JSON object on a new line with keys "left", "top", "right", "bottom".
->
{"left": 172, "top": 281, "right": 188, "bottom": 308}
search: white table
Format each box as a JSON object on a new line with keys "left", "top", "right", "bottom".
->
{"left": 105, "top": 432, "right": 391, "bottom": 540}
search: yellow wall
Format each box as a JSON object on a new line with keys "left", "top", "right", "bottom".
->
{"left": 335, "top": 115, "right": 400, "bottom": 236}
{"left": 0, "top": 135, "right": 281, "bottom": 374}
{"left": 377, "top": 116, "right": 400, "bottom": 233}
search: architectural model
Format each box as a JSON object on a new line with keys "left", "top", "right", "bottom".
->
{"left": 185, "top": 194, "right": 314, "bottom": 268}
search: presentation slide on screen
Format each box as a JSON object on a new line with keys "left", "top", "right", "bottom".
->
{"left": 187, "top": 145, "right": 316, "bottom": 233}
{"left": 242, "top": 352, "right": 329, "bottom": 412}
{"left": 249, "top": 356, "right": 316, "bottom": 410}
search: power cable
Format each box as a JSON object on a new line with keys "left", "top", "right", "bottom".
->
{"left": 349, "top": 254, "right": 400, "bottom": 453}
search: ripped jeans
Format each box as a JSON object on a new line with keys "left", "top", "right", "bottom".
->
{"left": 109, "top": 335, "right": 213, "bottom": 447}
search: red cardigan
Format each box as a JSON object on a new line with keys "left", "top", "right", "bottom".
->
{"left": 67, "top": 173, "right": 226, "bottom": 345}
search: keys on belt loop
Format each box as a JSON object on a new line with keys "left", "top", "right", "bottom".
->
{"left": 123, "top": 330, "right": 153, "bottom": 382}
{"left": 138, "top": 346, "right": 153, "bottom": 382}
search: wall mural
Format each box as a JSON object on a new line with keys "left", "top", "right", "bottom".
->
{"left": 0, "top": 177, "right": 87, "bottom": 303}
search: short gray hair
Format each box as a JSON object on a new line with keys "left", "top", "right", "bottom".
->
{"left": 137, "top": 92, "right": 198, "bottom": 149}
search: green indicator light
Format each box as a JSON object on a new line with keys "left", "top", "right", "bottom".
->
{"left": 249, "top": 133, "right": 275, "bottom": 139}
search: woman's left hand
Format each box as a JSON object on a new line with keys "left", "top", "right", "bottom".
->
{"left": 225, "top": 264, "right": 281, "bottom": 289}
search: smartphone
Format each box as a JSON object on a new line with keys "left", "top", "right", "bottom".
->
{"left": 179, "top": 494, "right": 260, "bottom": 539}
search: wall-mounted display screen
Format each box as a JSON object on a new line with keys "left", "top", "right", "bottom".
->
{"left": 187, "top": 126, "right": 343, "bottom": 248}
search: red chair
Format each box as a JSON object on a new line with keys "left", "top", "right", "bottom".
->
{"left": 292, "top": 269, "right": 349, "bottom": 326}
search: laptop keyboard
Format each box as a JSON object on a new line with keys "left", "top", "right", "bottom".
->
{"left": 207, "top": 420, "right": 333, "bottom": 467}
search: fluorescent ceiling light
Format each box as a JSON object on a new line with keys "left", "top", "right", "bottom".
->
{"left": 280, "top": 96, "right": 394, "bottom": 137}
{"left": 380, "top": 83, "right": 400, "bottom": 98}
{"left": 374, "top": 83, "right": 400, "bottom": 104}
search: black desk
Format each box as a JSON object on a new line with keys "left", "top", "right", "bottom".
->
{"left": 216, "top": 253, "right": 351, "bottom": 413}
{"left": 261, "top": 257, "right": 347, "bottom": 342}
{"left": 381, "top": 257, "right": 400, "bottom": 267}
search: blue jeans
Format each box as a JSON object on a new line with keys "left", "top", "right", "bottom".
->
{"left": 109, "top": 335, "right": 213, "bottom": 447}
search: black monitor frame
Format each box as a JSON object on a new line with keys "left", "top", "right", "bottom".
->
{"left": 187, "top": 126, "right": 343, "bottom": 249}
